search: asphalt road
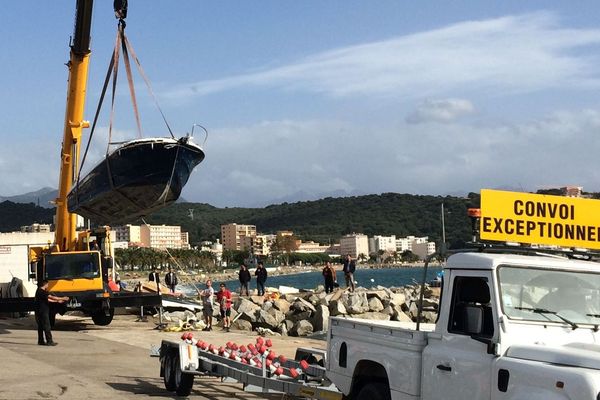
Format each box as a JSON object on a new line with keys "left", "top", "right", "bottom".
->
{"left": 0, "top": 314, "right": 325, "bottom": 400}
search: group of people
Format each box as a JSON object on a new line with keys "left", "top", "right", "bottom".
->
{"left": 200, "top": 279, "right": 232, "bottom": 332}
{"left": 323, "top": 254, "right": 356, "bottom": 293}
{"left": 237, "top": 262, "right": 268, "bottom": 296}
{"left": 148, "top": 267, "right": 179, "bottom": 293}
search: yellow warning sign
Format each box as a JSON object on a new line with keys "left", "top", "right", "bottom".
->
{"left": 480, "top": 189, "right": 600, "bottom": 249}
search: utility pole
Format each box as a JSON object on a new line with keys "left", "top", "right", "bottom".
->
{"left": 441, "top": 203, "right": 447, "bottom": 254}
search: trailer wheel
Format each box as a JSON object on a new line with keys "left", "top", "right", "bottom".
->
{"left": 356, "top": 383, "right": 390, "bottom": 400}
{"left": 163, "top": 351, "right": 177, "bottom": 392}
{"left": 174, "top": 353, "right": 194, "bottom": 396}
{"left": 91, "top": 308, "right": 114, "bottom": 326}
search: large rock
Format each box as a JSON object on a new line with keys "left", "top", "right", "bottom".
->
{"left": 390, "top": 293, "right": 407, "bottom": 310}
{"left": 311, "top": 304, "right": 330, "bottom": 332}
{"left": 346, "top": 293, "right": 368, "bottom": 314}
{"left": 395, "top": 310, "right": 413, "bottom": 322}
{"left": 237, "top": 298, "right": 261, "bottom": 315}
{"left": 272, "top": 299, "right": 291, "bottom": 314}
{"left": 292, "top": 298, "right": 316, "bottom": 313}
{"left": 307, "top": 294, "right": 320, "bottom": 305}
{"left": 266, "top": 308, "right": 286, "bottom": 325}
{"left": 329, "top": 299, "right": 347, "bottom": 316}
{"left": 238, "top": 310, "right": 259, "bottom": 323}
{"left": 249, "top": 295, "right": 265, "bottom": 306}
{"left": 232, "top": 319, "right": 253, "bottom": 331}
{"left": 368, "top": 297, "right": 384, "bottom": 312}
{"left": 290, "top": 320, "right": 314, "bottom": 336}
{"left": 287, "top": 310, "right": 312, "bottom": 323}
{"left": 256, "top": 310, "right": 279, "bottom": 329}
{"left": 366, "top": 290, "right": 389, "bottom": 302}
{"left": 352, "top": 312, "right": 390, "bottom": 321}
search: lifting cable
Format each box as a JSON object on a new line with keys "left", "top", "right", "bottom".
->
{"left": 77, "top": 15, "right": 175, "bottom": 186}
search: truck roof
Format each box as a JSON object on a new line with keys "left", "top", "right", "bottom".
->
{"left": 446, "top": 251, "right": 600, "bottom": 273}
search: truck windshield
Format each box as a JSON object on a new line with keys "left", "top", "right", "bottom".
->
{"left": 45, "top": 252, "right": 100, "bottom": 280}
{"left": 498, "top": 265, "right": 600, "bottom": 326}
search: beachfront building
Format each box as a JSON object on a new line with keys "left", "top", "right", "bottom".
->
{"left": 180, "top": 232, "right": 191, "bottom": 250}
{"left": 339, "top": 233, "right": 369, "bottom": 259}
{"left": 140, "top": 224, "right": 185, "bottom": 250}
{"left": 369, "top": 235, "right": 397, "bottom": 255}
{"left": 241, "top": 234, "right": 272, "bottom": 256}
{"left": 20, "top": 223, "right": 51, "bottom": 233}
{"left": 221, "top": 223, "right": 257, "bottom": 251}
{"left": 114, "top": 224, "right": 142, "bottom": 246}
{"left": 396, "top": 235, "right": 436, "bottom": 260}
{"left": 296, "top": 240, "right": 330, "bottom": 253}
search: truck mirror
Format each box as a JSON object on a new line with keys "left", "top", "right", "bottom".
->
{"left": 463, "top": 305, "right": 484, "bottom": 335}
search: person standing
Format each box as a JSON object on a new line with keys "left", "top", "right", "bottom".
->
{"left": 342, "top": 254, "right": 356, "bottom": 293}
{"left": 35, "top": 280, "right": 68, "bottom": 346}
{"left": 255, "top": 262, "right": 268, "bottom": 296}
{"left": 217, "top": 283, "right": 232, "bottom": 332}
{"left": 238, "top": 264, "right": 251, "bottom": 296}
{"left": 322, "top": 261, "right": 337, "bottom": 294}
{"left": 201, "top": 280, "right": 214, "bottom": 331}
{"left": 148, "top": 268, "right": 161, "bottom": 293}
{"left": 164, "top": 267, "right": 178, "bottom": 294}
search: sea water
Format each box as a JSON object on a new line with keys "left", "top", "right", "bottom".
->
{"left": 181, "top": 266, "right": 442, "bottom": 296}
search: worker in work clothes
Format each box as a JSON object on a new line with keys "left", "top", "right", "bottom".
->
{"left": 35, "top": 280, "right": 68, "bottom": 346}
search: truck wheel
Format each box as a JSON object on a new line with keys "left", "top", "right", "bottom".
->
{"left": 174, "top": 353, "right": 194, "bottom": 396}
{"left": 356, "top": 383, "right": 390, "bottom": 400}
{"left": 163, "top": 352, "right": 177, "bottom": 392}
{"left": 91, "top": 308, "right": 114, "bottom": 326}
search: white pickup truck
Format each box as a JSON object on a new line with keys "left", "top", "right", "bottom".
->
{"left": 326, "top": 250, "right": 600, "bottom": 400}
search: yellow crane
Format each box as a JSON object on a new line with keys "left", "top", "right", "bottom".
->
{"left": 0, "top": 0, "right": 161, "bottom": 325}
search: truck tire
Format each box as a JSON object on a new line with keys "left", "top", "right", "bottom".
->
{"left": 163, "top": 351, "right": 177, "bottom": 392}
{"left": 356, "top": 383, "right": 390, "bottom": 400}
{"left": 91, "top": 308, "right": 114, "bottom": 326}
{"left": 174, "top": 353, "right": 194, "bottom": 396}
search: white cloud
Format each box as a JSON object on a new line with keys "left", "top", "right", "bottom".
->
{"left": 406, "top": 98, "right": 475, "bottom": 124}
{"left": 178, "top": 108, "right": 600, "bottom": 206}
{"left": 164, "top": 12, "right": 600, "bottom": 101}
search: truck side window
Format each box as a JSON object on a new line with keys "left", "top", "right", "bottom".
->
{"left": 448, "top": 277, "right": 494, "bottom": 337}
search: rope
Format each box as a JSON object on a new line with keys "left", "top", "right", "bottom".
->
{"left": 122, "top": 34, "right": 175, "bottom": 138}
{"left": 140, "top": 218, "right": 203, "bottom": 297}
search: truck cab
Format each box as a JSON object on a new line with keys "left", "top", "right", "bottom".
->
{"left": 327, "top": 250, "right": 600, "bottom": 400}
{"left": 423, "top": 251, "right": 600, "bottom": 399}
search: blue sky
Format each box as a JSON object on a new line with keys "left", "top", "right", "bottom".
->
{"left": 2, "top": 1, "right": 600, "bottom": 207}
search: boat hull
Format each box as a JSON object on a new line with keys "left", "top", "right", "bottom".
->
{"left": 68, "top": 137, "right": 205, "bottom": 224}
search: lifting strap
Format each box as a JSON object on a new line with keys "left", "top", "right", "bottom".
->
{"left": 77, "top": 18, "right": 175, "bottom": 186}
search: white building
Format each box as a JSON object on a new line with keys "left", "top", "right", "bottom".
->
{"left": 113, "top": 224, "right": 142, "bottom": 245}
{"left": 296, "top": 241, "right": 330, "bottom": 253}
{"left": 396, "top": 235, "right": 436, "bottom": 260}
{"left": 140, "top": 224, "right": 183, "bottom": 250}
{"left": 339, "top": 234, "right": 369, "bottom": 259}
{"left": 369, "top": 235, "right": 397, "bottom": 254}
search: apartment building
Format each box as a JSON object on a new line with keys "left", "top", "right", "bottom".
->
{"left": 221, "top": 223, "right": 257, "bottom": 251}
{"left": 140, "top": 224, "right": 183, "bottom": 250}
{"left": 20, "top": 223, "right": 51, "bottom": 233}
{"left": 113, "top": 224, "right": 142, "bottom": 245}
{"left": 368, "top": 235, "right": 397, "bottom": 254}
{"left": 296, "top": 241, "right": 330, "bottom": 253}
{"left": 339, "top": 233, "right": 369, "bottom": 258}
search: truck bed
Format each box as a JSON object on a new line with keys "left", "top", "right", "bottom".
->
{"left": 327, "top": 317, "right": 433, "bottom": 399}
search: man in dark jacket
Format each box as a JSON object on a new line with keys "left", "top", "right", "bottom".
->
{"left": 342, "top": 254, "right": 356, "bottom": 292}
{"left": 255, "top": 262, "right": 268, "bottom": 296}
{"left": 35, "top": 280, "right": 68, "bottom": 346}
{"left": 148, "top": 268, "right": 161, "bottom": 293}
{"left": 238, "top": 264, "right": 251, "bottom": 296}
{"left": 164, "top": 267, "right": 178, "bottom": 293}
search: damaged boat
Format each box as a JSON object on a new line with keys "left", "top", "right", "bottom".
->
{"left": 67, "top": 136, "right": 205, "bottom": 224}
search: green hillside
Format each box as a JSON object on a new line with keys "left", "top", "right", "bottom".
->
{"left": 141, "top": 192, "right": 480, "bottom": 248}
{"left": 0, "top": 201, "right": 54, "bottom": 232}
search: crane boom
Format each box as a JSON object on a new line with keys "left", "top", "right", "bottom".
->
{"left": 54, "top": 0, "right": 93, "bottom": 252}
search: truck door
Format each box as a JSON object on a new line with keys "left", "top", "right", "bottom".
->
{"left": 421, "top": 271, "right": 496, "bottom": 400}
